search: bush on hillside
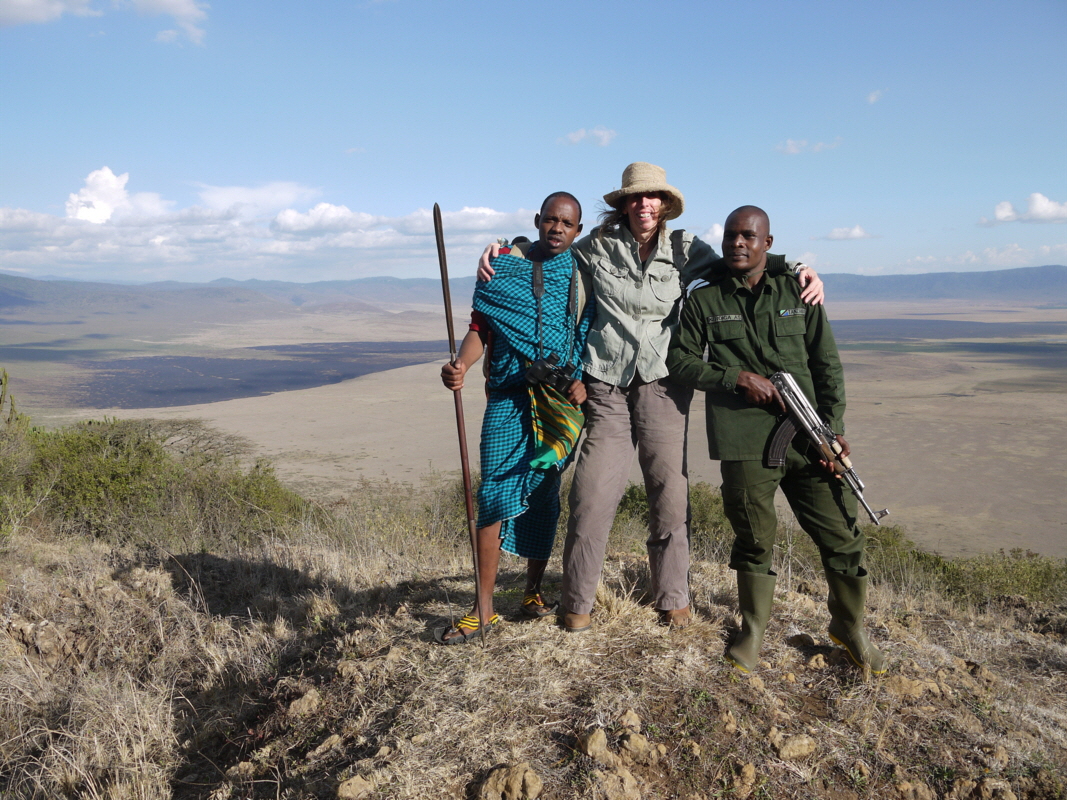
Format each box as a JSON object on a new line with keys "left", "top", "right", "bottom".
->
{"left": 0, "top": 370, "right": 36, "bottom": 540}
{"left": 606, "top": 478, "right": 1067, "bottom": 607}
{"left": 1, "top": 412, "right": 313, "bottom": 549}
{"left": 27, "top": 419, "right": 173, "bottom": 537}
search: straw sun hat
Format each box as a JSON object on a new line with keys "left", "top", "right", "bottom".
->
{"left": 602, "top": 162, "right": 685, "bottom": 220}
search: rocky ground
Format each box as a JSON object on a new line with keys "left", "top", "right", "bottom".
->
{"left": 4, "top": 534, "right": 1064, "bottom": 799}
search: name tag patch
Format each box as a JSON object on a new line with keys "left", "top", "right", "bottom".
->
{"left": 779, "top": 308, "right": 806, "bottom": 317}
{"left": 708, "top": 314, "right": 742, "bottom": 323}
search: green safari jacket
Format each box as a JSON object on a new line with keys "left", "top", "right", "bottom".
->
{"left": 665, "top": 263, "right": 846, "bottom": 461}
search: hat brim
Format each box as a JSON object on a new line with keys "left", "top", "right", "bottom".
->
{"left": 603, "top": 182, "right": 685, "bottom": 220}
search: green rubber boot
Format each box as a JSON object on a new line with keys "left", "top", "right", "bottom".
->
{"left": 725, "top": 571, "right": 776, "bottom": 673}
{"left": 825, "top": 569, "right": 887, "bottom": 675}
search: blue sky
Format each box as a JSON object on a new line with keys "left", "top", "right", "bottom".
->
{"left": 1, "top": 0, "right": 1064, "bottom": 283}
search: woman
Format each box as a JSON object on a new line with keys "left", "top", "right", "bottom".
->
{"left": 479, "top": 163, "right": 823, "bottom": 631}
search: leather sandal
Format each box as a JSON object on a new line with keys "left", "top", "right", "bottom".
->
{"left": 520, "top": 593, "right": 559, "bottom": 619}
{"left": 433, "top": 613, "right": 500, "bottom": 645}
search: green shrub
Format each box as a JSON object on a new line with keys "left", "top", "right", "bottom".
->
{"left": 932, "top": 548, "right": 1067, "bottom": 605}
{"left": 27, "top": 419, "right": 173, "bottom": 537}
{"left": 175, "top": 457, "right": 315, "bottom": 548}
{"left": 865, "top": 525, "right": 1067, "bottom": 605}
{"left": 617, "top": 482, "right": 650, "bottom": 523}
{"left": 0, "top": 370, "right": 34, "bottom": 540}
{"left": 688, "top": 481, "right": 732, "bottom": 560}
{"left": 0, "top": 415, "right": 314, "bottom": 548}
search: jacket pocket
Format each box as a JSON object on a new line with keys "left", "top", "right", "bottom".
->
{"left": 708, "top": 315, "right": 744, "bottom": 342}
{"left": 773, "top": 315, "right": 807, "bottom": 363}
{"left": 589, "top": 255, "right": 628, "bottom": 298}
{"left": 649, "top": 270, "right": 681, "bottom": 304}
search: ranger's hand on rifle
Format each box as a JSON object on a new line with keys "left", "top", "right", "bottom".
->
{"left": 736, "top": 371, "right": 787, "bottom": 412}
{"left": 819, "top": 435, "right": 851, "bottom": 477}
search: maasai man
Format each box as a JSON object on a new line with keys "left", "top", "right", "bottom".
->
{"left": 436, "top": 192, "right": 594, "bottom": 644}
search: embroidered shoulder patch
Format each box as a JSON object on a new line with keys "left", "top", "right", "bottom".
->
{"left": 708, "top": 314, "right": 743, "bottom": 323}
{"left": 779, "top": 308, "right": 806, "bottom": 317}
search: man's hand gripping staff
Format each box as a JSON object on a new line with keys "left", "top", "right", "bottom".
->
{"left": 767, "top": 371, "right": 890, "bottom": 526}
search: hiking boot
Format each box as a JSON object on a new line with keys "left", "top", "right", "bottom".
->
{"left": 559, "top": 609, "right": 592, "bottom": 633}
{"left": 725, "top": 571, "right": 776, "bottom": 673}
{"left": 825, "top": 569, "right": 887, "bottom": 675}
{"left": 658, "top": 606, "right": 691, "bottom": 629}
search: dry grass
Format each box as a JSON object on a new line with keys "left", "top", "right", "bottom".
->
{"left": 1, "top": 466, "right": 1065, "bottom": 799}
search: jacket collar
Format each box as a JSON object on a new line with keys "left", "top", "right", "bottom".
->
{"left": 725, "top": 267, "right": 777, "bottom": 297}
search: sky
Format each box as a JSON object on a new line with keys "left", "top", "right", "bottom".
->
{"left": 1, "top": 0, "right": 1065, "bottom": 284}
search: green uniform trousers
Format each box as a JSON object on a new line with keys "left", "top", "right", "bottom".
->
{"left": 721, "top": 444, "right": 865, "bottom": 576}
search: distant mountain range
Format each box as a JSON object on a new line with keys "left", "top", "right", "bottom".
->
{"left": 1, "top": 264, "right": 1064, "bottom": 311}
{"left": 820, "top": 264, "right": 1066, "bottom": 303}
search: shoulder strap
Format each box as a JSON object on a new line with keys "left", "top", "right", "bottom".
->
{"left": 670, "top": 229, "right": 689, "bottom": 321}
{"left": 670, "top": 229, "right": 687, "bottom": 273}
{"left": 572, "top": 265, "right": 592, "bottom": 320}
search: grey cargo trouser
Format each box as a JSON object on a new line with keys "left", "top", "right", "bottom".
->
{"left": 560, "top": 376, "right": 693, "bottom": 615}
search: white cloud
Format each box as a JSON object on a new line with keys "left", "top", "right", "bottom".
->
{"left": 124, "top": 0, "right": 206, "bottom": 44}
{"left": 0, "top": 0, "right": 98, "bottom": 25}
{"left": 560, "top": 126, "right": 617, "bottom": 146}
{"left": 902, "top": 243, "right": 1067, "bottom": 271}
{"left": 66, "top": 166, "right": 129, "bottom": 223}
{"left": 65, "top": 166, "right": 172, "bottom": 222}
{"left": 776, "top": 137, "right": 842, "bottom": 154}
{"left": 980, "top": 192, "right": 1067, "bottom": 225}
{"left": 820, "top": 225, "right": 873, "bottom": 240}
{"left": 1039, "top": 243, "right": 1067, "bottom": 260}
{"left": 867, "top": 89, "right": 884, "bottom": 104}
{"left": 701, "top": 223, "right": 724, "bottom": 243}
{"left": 811, "top": 138, "right": 842, "bottom": 153}
{"left": 2, "top": 168, "right": 541, "bottom": 281}
{"left": 271, "top": 204, "right": 532, "bottom": 243}
{"left": 197, "top": 181, "right": 321, "bottom": 217}
{"left": 796, "top": 251, "right": 819, "bottom": 267}
{"left": 981, "top": 243, "right": 1032, "bottom": 267}
{"left": 0, "top": 0, "right": 206, "bottom": 42}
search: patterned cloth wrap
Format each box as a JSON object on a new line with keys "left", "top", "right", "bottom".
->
{"left": 471, "top": 247, "right": 593, "bottom": 561}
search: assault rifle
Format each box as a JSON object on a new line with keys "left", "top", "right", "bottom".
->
{"left": 767, "top": 371, "right": 889, "bottom": 526}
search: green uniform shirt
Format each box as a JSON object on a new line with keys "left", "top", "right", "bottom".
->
{"left": 572, "top": 225, "right": 792, "bottom": 387}
{"left": 666, "top": 263, "right": 846, "bottom": 461}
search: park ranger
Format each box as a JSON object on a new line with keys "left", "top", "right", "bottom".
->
{"left": 666, "top": 205, "right": 887, "bottom": 674}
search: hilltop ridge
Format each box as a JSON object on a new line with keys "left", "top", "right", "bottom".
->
{"left": 3, "top": 265, "right": 1064, "bottom": 312}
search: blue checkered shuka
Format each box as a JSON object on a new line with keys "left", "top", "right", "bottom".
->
{"left": 470, "top": 248, "right": 593, "bottom": 561}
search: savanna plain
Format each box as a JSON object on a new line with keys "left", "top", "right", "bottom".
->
{"left": 1, "top": 271, "right": 1065, "bottom": 799}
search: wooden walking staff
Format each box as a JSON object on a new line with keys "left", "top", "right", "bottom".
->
{"left": 433, "top": 203, "right": 486, "bottom": 645}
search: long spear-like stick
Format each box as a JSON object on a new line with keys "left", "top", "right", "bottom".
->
{"left": 433, "top": 203, "right": 485, "bottom": 645}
